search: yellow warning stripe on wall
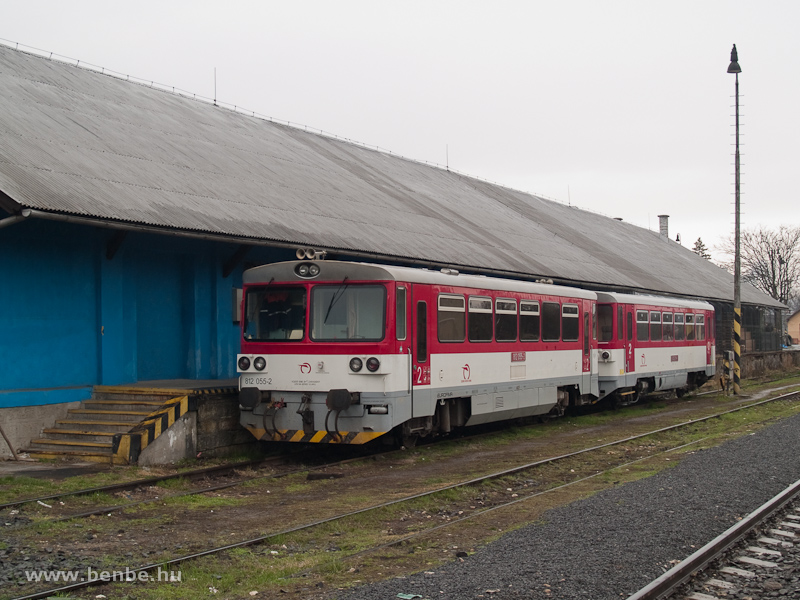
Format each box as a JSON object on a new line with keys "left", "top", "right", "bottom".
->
{"left": 112, "top": 395, "right": 193, "bottom": 464}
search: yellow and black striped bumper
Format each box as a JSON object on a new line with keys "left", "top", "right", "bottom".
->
{"left": 244, "top": 426, "right": 385, "bottom": 444}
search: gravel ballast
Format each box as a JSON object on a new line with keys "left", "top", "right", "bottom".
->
{"left": 335, "top": 411, "right": 800, "bottom": 600}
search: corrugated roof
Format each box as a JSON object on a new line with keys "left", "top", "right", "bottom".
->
{"left": 0, "top": 44, "right": 783, "bottom": 308}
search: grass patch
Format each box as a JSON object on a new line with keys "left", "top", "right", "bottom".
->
{"left": 162, "top": 493, "right": 244, "bottom": 510}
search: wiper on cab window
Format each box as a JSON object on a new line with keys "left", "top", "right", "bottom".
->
{"left": 323, "top": 277, "right": 349, "bottom": 324}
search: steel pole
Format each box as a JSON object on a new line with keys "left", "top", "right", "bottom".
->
{"left": 733, "top": 71, "right": 742, "bottom": 394}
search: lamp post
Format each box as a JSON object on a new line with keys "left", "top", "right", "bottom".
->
{"left": 727, "top": 44, "right": 742, "bottom": 394}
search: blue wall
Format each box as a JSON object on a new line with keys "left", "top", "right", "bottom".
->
{"left": 0, "top": 216, "right": 287, "bottom": 408}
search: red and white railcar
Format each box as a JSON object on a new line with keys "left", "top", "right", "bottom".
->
{"left": 237, "top": 260, "right": 599, "bottom": 445}
{"left": 595, "top": 292, "right": 715, "bottom": 403}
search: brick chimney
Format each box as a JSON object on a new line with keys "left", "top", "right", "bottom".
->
{"left": 658, "top": 214, "right": 669, "bottom": 239}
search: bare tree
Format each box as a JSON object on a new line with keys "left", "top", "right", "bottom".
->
{"left": 718, "top": 225, "right": 800, "bottom": 306}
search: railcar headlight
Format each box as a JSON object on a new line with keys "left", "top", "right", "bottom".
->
{"left": 295, "top": 262, "right": 321, "bottom": 278}
{"left": 349, "top": 357, "right": 363, "bottom": 372}
{"left": 601, "top": 351, "right": 610, "bottom": 360}
{"left": 253, "top": 357, "right": 266, "bottom": 371}
{"left": 366, "top": 357, "right": 380, "bottom": 372}
{"left": 238, "top": 356, "right": 251, "bottom": 371}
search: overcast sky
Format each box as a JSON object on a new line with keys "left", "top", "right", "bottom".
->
{"left": 3, "top": 1, "right": 798, "bottom": 261}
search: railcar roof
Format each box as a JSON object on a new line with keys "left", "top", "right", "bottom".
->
{"left": 244, "top": 261, "right": 598, "bottom": 300}
{"left": 0, "top": 44, "right": 784, "bottom": 309}
{"left": 596, "top": 292, "right": 714, "bottom": 311}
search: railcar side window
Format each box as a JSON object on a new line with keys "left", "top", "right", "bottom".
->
{"left": 542, "top": 302, "right": 561, "bottom": 342}
{"left": 592, "top": 304, "right": 597, "bottom": 340}
{"left": 597, "top": 305, "right": 613, "bottom": 342}
{"left": 649, "top": 311, "right": 662, "bottom": 341}
{"left": 244, "top": 286, "right": 306, "bottom": 341}
{"left": 495, "top": 298, "right": 517, "bottom": 342}
{"left": 662, "top": 312, "right": 673, "bottom": 341}
{"left": 618, "top": 305, "right": 624, "bottom": 340}
{"left": 396, "top": 287, "right": 407, "bottom": 341}
{"left": 685, "top": 314, "right": 695, "bottom": 341}
{"left": 562, "top": 304, "right": 579, "bottom": 342}
{"left": 438, "top": 294, "right": 466, "bottom": 342}
{"left": 674, "top": 313, "right": 685, "bottom": 341}
{"left": 520, "top": 301, "right": 540, "bottom": 341}
{"left": 310, "top": 285, "right": 386, "bottom": 341}
{"left": 468, "top": 296, "right": 493, "bottom": 342}
{"left": 696, "top": 314, "right": 705, "bottom": 340}
{"left": 636, "top": 310, "right": 649, "bottom": 341}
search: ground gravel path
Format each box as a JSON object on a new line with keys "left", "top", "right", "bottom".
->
{"left": 334, "top": 412, "right": 800, "bottom": 600}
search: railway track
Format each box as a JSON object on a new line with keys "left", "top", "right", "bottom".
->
{"left": 1, "top": 385, "right": 791, "bottom": 525}
{"left": 0, "top": 457, "right": 269, "bottom": 511}
{"left": 7, "top": 387, "right": 799, "bottom": 600}
{"left": 3, "top": 379, "right": 794, "bottom": 516}
{"left": 2, "top": 450, "right": 382, "bottom": 523}
{"left": 627, "top": 478, "right": 800, "bottom": 600}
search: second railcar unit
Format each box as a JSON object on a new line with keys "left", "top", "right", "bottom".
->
{"left": 237, "top": 260, "right": 599, "bottom": 445}
{"left": 596, "top": 292, "right": 715, "bottom": 404}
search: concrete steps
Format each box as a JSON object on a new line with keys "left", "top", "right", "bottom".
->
{"left": 65, "top": 408, "right": 153, "bottom": 422}
{"left": 41, "top": 429, "right": 118, "bottom": 443}
{"left": 25, "top": 387, "right": 194, "bottom": 464}
{"left": 55, "top": 419, "right": 135, "bottom": 432}
{"left": 82, "top": 399, "right": 165, "bottom": 412}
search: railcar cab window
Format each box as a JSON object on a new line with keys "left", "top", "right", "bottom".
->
{"left": 244, "top": 286, "right": 306, "bottom": 341}
{"left": 636, "top": 310, "right": 649, "bottom": 341}
{"left": 468, "top": 296, "right": 493, "bottom": 342}
{"left": 663, "top": 312, "right": 674, "bottom": 341}
{"left": 495, "top": 298, "right": 517, "bottom": 342}
{"left": 696, "top": 314, "right": 705, "bottom": 340}
{"left": 649, "top": 311, "right": 662, "bottom": 341}
{"left": 685, "top": 314, "right": 695, "bottom": 341}
{"left": 310, "top": 284, "right": 386, "bottom": 341}
{"left": 674, "top": 313, "right": 685, "bottom": 341}
{"left": 520, "top": 300, "right": 540, "bottom": 341}
{"left": 438, "top": 294, "right": 466, "bottom": 342}
{"left": 562, "top": 304, "right": 580, "bottom": 342}
{"left": 542, "top": 302, "right": 561, "bottom": 342}
{"left": 597, "top": 304, "right": 613, "bottom": 342}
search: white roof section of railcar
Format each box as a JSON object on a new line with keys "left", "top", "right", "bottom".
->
{"left": 596, "top": 292, "right": 714, "bottom": 312}
{"left": 244, "top": 261, "right": 598, "bottom": 300}
{"left": 0, "top": 44, "right": 784, "bottom": 309}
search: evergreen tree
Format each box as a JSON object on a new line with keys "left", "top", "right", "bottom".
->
{"left": 692, "top": 237, "right": 711, "bottom": 260}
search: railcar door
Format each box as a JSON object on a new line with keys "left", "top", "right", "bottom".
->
{"left": 410, "top": 285, "right": 432, "bottom": 418}
{"left": 625, "top": 306, "right": 634, "bottom": 373}
{"left": 582, "top": 305, "right": 592, "bottom": 393}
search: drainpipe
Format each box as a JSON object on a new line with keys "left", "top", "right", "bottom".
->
{"left": 0, "top": 208, "right": 31, "bottom": 229}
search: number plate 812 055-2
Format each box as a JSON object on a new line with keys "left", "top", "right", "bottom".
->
{"left": 242, "top": 376, "right": 272, "bottom": 386}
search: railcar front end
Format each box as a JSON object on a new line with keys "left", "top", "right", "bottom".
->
{"left": 238, "top": 261, "right": 410, "bottom": 444}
